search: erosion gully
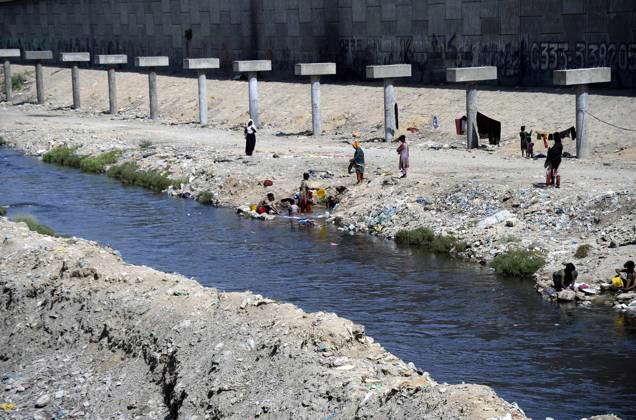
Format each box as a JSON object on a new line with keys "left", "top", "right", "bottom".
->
{"left": 1, "top": 147, "right": 635, "bottom": 419}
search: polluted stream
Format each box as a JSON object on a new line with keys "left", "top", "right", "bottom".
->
{"left": 1, "top": 147, "right": 635, "bottom": 419}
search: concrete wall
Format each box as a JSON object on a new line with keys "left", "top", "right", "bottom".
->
{"left": 2, "top": 0, "right": 636, "bottom": 87}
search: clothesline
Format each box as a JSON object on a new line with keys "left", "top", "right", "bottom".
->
{"left": 586, "top": 111, "right": 636, "bottom": 132}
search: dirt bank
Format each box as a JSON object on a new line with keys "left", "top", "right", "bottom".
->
{"left": 1, "top": 66, "right": 635, "bottom": 314}
{"left": 0, "top": 218, "right": 525, "bottom": 419}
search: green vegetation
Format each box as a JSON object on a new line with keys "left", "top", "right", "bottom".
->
{"left": 491, "top": 249, "right": 546, "bottom": 277}
{"left": 79, "top": 150, "right": 121, "bottom": 173}
{"left": 42, "top": 146, "right": 185, "bottom": 193}
{"left": 197, "top": 191, "right": 215, "bottom": 205}
{"left": 42, "top": 146, "right": 83, "bottom": 168}
{"left": 12, "top": 214, "right": 57, "bottom": 237}
{"left": 574, "top": 244, "right": 592, "bottom": 259}
{"left": 11, "top": 72, "right": 28, "bottom": 91}
{"left": 395, "top": 227, "right": 467, "bottom": 255}
{"left": 499, "top": 233, "right": 520, "bottom": 244}
{"left": 106, "top": 162, "right": 186, "bottom": 193}
{"left": 43, "top": 146, "right": 121, "bottom": 174}
{"left": 139, "top": 140, "right": 154, "bottom": 150}
{"left": 0, "top": 206, "right": 7, "bottom": 217}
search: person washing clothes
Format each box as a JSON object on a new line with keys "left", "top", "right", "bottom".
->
{"left": 244, "top": 119, "right": 257, "bottom": 156}
{"left": 615, "top": 260, "right": 636, "bottom": 291}
{"left": 348, "top": 141, "right": 365, "bottom": 184}
{"left": 396, "top": 135, "right": 410, "bottom": 178}
{"left": 545, "top": 132, "right": 563, "bottom": 188}
{"left": 299, "top": 172, "right": 314, "bottom": 214}
{"left": 257, "top": 193, "right": 279, "bottom": 215}
{"left": 553, "top": 263, "right": 578, "bottom": 292}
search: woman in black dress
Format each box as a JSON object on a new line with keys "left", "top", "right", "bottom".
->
{"left": 244, "top": 119, "right": 256, "bottom": 156}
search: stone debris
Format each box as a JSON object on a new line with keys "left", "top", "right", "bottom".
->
{"left": 0, "top": 218, "right": 526, "bottom": 419}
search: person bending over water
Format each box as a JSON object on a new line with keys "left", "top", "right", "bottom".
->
{"left": 553, "top": 263, "right": 577, "bottom": 292}
{"left": 257, "top": 193, "right": 279, "bottom": 215}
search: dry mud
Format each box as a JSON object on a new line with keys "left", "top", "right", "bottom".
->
{"left": 0, "top": 218, "right": 525, "bottom": 419}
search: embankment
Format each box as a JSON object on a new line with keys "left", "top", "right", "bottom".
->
{"left": 0, "top": 218, "right": 525, "bottom": 418}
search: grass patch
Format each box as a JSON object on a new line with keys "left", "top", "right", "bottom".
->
{"left": 79, "top": 150, "right": 121, "bottom": 173}
{"left": 139, "top": 140, "right": 154, "bottom": 150}
{"left": 395, "top": 227, "right": 467, "bottom": 254}
{"left": 42, "top": 146, "right": 83, "bottom": 168}
{"left": 196, "top": 191, "right": 215, "bottom": 205}
{"left": 574, "top": 244, "right": 592, "bottom": 259}
{"left": 11, "top": 72, "right": 28, "bottom": 91}
{"left": 106, "top": 162, "right": 186, "bottom": 193}
{"left": 0, "top": 206, "right": 7, "bottom": 216}
{"left": 491, "top": 249, "right": 545, "bottom": 277}
{"left": 12, "top": 214, "right": 56, "bottom": 237}
{"left": 499, "top": 234, "right": 520, "bottom": 244}
{"left": 43, "top": 146, "right": 121, "bottom": 174}
{"left": 43, "top": 146, "right": 186, "bottom": 193}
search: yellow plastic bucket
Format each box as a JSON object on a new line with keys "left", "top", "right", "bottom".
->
{"left": 612, "top": 276, "right": 624, "bottom": 288}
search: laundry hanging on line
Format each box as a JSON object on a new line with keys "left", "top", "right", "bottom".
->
{"left": 455, "top": 113, "right": 501, "bottom": 145}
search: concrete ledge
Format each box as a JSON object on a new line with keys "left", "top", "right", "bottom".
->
{"left": 183, "top": 58, "right": 220, "bottom": 70}
{"left": 135, "top": 56, "right": 169, "bottom": 67}
{"left": 23, "top": 50, "right": 53, "bottom": 61}
{"left": 233, "top": 60, "right": 272, "bottom": 73}
{"left": 295, "top": 63, "right": 336, "bottom": 76}
{"left": 446, "top": 66, "right": 497, "bottom": 83}
{"left": 0, "top": 49, "right": 21, "bottom": 58}
{"left": 95, "top": 55, "right": 128, "bottom": 65}
{"left": 553, "top": 67, "right": 611, "bottom": 85}
{"left": 61, "top": 52, "right": 90, "bottom": 62}
{"left": 366, "top": 64, "right": 412, "bottom": 79}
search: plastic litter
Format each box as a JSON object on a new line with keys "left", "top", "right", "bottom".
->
{"left": 0, "top": 403, "right": 17, "bottom": 412}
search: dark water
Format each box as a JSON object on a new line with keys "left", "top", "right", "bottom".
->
{"left": 1, "top": 147, "right": 635, "bottom": 420}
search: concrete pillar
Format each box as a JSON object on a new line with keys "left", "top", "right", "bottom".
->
{"left": 23, "top": 51, "right": 53, "bottom": 105}
{"left": 148, "top": 69, "right": 158, "bottom": 120}
{"left": 71, "top": 64, "right": 80, "bottom": 109}
{"left": 233, "top": 60, "right": 272, "bottom": 129}
{"left": 446, "top": 66, "right": 498, "bottom": 149}
{"left": 383, "top": 78, "right": 396, "bottom": 142}
{"left": 134, "top": 56, "right": 169, "bottom": 120}
{"left": 311, "top": 76, "right": 321, "bottom": 135}
{"left": 0, "top": 49, "right": 20, "bottom": 102}
{"left": 466, "top": 83, "right": 478, "bottom": 149}
{"left": 60, "top": 53, "right": 90, "bottom": 110}
{"left": 197, "top": 71, "right": 207, "bottom": 126}
{"left": 35, "top": 62, "right": 44, "bottom": 104}
{"left": 95, "top": 55, "right": 128, "bottom": 115}
{"left": 183, "top": 58, "right": 220, "bottom": 127}
{"left": 295, "top": 62, "right": 336, "bottom": 136}
{"left": 248, "top": 72, "right": 259, "bottom": 127}
{"left": 366, "top": 64, "right": 412, "bottom": 142}
{"left": 575, "top": 84, "right": 589, "bottom": 159}
{"left": 554, "top": 68, "right": 611, "bottom": 158}
{"left": 3, "top": 60, "right": 10, "bottom": 102}
{"left": 107, "top": 67, "right": 117, "bottom": 115}
{"left": 553, "top": 68, "right": 610, "bottom": 159}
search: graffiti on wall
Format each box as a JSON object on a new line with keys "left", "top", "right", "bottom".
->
{"left": 333, "top": 35, "right": 636, "bottom": 85}
{"left": 529, "top": 41, "right": 636, "bottom": 72}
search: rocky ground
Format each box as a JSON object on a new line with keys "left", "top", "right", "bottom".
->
{"left": 1, "top": 66, "right": 635, "bottom": 315}
{"left": 0, "top": 218, "right": 526, "bottom": 419}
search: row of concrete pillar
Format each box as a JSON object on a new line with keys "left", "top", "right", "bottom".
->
{"left": 0, "top": 49, "right": 611, "bottom": 158}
